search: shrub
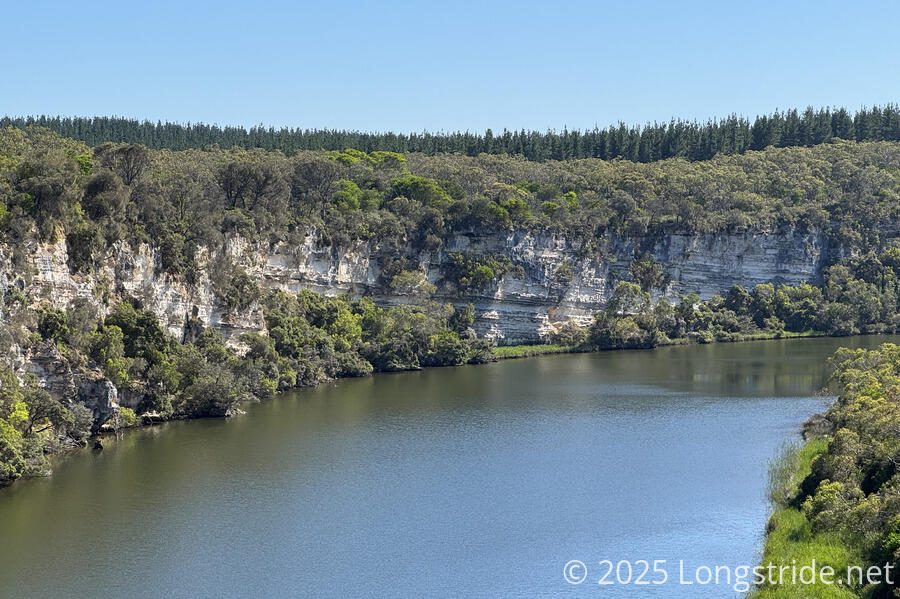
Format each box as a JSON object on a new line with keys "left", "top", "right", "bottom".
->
{"left": 116, "top": 407, "right": 139, "bottom": 427}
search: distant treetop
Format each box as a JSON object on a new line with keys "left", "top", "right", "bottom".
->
{"left": 3, "top": 104, "right": 900, "bottom": 163}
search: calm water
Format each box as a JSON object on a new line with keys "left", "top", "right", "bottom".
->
{"left": 1, "top": 336, "right": 896, "bottom": 598}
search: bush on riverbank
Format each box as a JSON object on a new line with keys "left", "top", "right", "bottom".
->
{"left": 97, "top": 293, "right": 491, "bottom": 417}
{"left": 753, "top": 344, "right": 900, "bottom": 598}
{"left": 0, "top": 367, "right": 89, "bottom": 485}
{"left": 0, "top": 288, "right": 494, "bottom": 484}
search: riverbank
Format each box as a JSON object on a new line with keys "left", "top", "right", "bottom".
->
{"left": 491, "top": 329, "right": 831, "bottom": 360}
{"left": 5, "top": 329, "right": 851, "bottom": 479}
{"left": 5, "top": 214, "right": 900, "bottom": 489}
{"left": 0, "top": 335, "right": 853, "bottom": 598}
{"left": 491, "top": 343, "right": 577, "bottom": 359}
{"left": 0, "top": 319, "right": 883, "bottom": 490}
{"left": 751, "top": 342, "right": 900, "bottom": 598}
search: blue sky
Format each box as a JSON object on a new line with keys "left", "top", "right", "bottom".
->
{"left": 3, "top": 0, "right": 899, "bottom": 132}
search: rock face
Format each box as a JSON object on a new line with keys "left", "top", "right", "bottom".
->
{"left": 23, "top": 342, "right": 77, "bottom": 401}
{"left": 0, "top": 226, "right": 842, "bottom": 425}
{"left": 424, "top": 228, "right": 832, "bottom": 343}
{"left": 21, "top": 342, "right": 120, "bottom": 427}
{"left": 76, "top": 376, "right": 119, "bottom": 424}
{"left": 75, "top": 372, "right": 119, "bottom": 422}
{"left": 1, "top": 226, "right": 836, "bottom": 348}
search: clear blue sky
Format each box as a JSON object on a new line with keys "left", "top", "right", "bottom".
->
{"left": 4, "top": 0, "right": 899, "bottom": 133}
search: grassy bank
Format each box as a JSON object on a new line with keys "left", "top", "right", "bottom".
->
{"left": 751, "top": 344, "right": 900, "bottom": 598}
{"left": 491, "top": 344, "right": 576, "bottom": 359}
{"left": 491, "top": 329, "right": 829, "bottom": 361}
{"left": 753, "top": 439, "right": 863, "bottom": 598}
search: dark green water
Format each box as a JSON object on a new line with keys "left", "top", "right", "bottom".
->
{"left": 1, "top": 336, "right": 895, "bottom": 598}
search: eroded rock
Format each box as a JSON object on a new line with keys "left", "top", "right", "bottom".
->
{"left": 76, "top": 375, "right": 119, "bottom": 425}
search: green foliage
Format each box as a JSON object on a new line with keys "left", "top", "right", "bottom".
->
{"left": 423, "top": 331, "right": 470, "bottom": 366}
{"left": 389, "top": 269, "right": 436, "bottom": 298}
{"left": 74, "top": 153, "right": 92, "bottom": 176}
{"left": 629, "top": 258, "right": 662, "bottom": 292}
{"left": 24, "top": 382, "right": 74, "bottom": 436}
{"left": 369, "top": 151, "right": 406, "bottom": 171}
{"left": 66, "top": 220, "right": 102, "bottom": 273}
{"left": 179, "top": 359, "right": 240, "bottom": 417}
{"left": 37, "top": 307, "right": 70, "bottom": 343}
{"left": 492, "top": 344, "right": 574, "bottom": 359}
{"left": 214, "top": 266, "right": 261, "bottom": 313}
{"left": 578, "top": 255, "right": 900, "bottom": 352}
{"left": 90, "top": 325, "right": 132, "bottom": 388}
{"left": 331, "top": 179, "right": 362, "bottom": 211}
{"left": 449, "top": 303, "right": 475, "bottom": 332}
{"left": 547, "top": 322, "right": 588, "bottom": 347}
{"left": 752, "top": 344, "right": 900, "bottom": 598}
{"left": 441, "top": 252, "right": 522, "bottom": 292}
{"left": 12, "top": 120, "right": 900, "bottom": 503}
{"left": 0, "top": 367, "right": 83, "bottom": 485}
{"left": 5, "top": 124, "right": 900, "bottom": 282}
{"left": 0, "top": 418, "right": 26, "bottom": 482}
{"left": 116, "top": 406, "right": 139, "bottom": 427}
{"left": 753, "top": 508, "right": 860, "bottom": 598}
{"left": 390, "top": 175, "right": 453, "bottom": 209}
{"left": 259, "top": 290, "right": 488, "bottom": 385}
{"left": 768, "top": 439, "right": 829, "bottom": 508}
{"left": 330, "top": 148, "right": 373, "bottom": 166}
{"left": 355, "top": 300, "right": 490, "bottom": 371}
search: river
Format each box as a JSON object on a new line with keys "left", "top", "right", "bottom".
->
{"left": 1, "top": 336, "right": 895, "bottom": 598}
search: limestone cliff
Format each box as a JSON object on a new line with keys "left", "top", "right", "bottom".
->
{"left": 3, "top": 226, "right": 833, "bottom": 348}
{"left": 0, "top": 226, "right": 838, "bottom": 425}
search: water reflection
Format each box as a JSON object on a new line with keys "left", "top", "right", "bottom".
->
{"left": 0, "top": 335, "right": 896, "bottom": 598}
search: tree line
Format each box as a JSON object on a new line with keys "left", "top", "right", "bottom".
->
{"left": 4, "top": 104, "right": 900, "bottom": 163}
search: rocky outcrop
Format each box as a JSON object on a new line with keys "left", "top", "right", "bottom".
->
{"left": 20, "top": 342, "right": 120, "bottom": 428}
{"left": 1, "top": 226, "right": 839, "bottom": 348}
{"left": 75, "top": 376, "right": 119, "bottom": 424}
{"left": 207, "top": 227, "right": 835, "bottom": 344}
{"left": 802, "top": 412, "right": 835, "bottom": 440}
{"left": 23, "top": 342, "right": 77, "bottom": 401}
{"left": 424, "top": 228, "right": 833, "bottom": 342}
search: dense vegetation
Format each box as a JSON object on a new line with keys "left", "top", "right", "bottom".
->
{"left": 2, "top": 125, "right": 900, "bottom": 289}
{"left": 10, "top": 242, "right": 894, "bottom": 487}
{"left": 0, "top": 290, "right": 490, "bottom": 485}
{"left": 752, "top": 344, "right": 900, "bottom": 598}
{"left": 6, "top": 104, "right": 900, "bottom": 163}
{"left": 0, "top": 367, "right": 92, "bottom": 482}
